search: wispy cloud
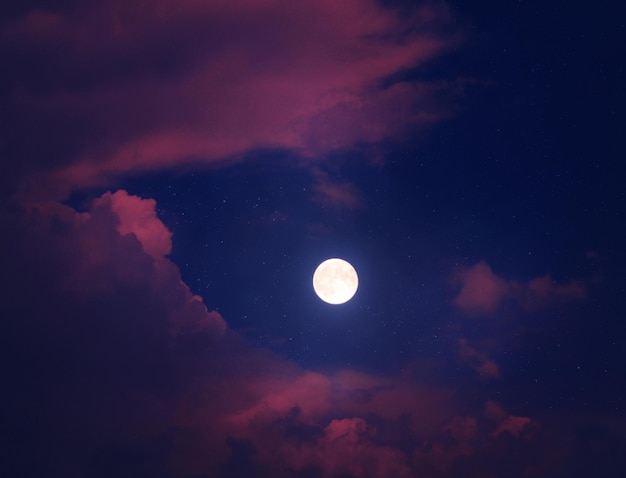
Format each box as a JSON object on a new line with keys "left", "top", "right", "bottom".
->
{"left": 3, "top": 0, "right": 462, "bottom": 199}
{"left": 458, "top": 338, "right": 500, "bottom": 378}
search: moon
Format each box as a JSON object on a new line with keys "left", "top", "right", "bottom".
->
{"left": 312, "top": 258, "right": 358, "bottom": 304}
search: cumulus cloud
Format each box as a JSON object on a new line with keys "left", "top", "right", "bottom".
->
{"left": 290, "top": 417, "right": 413, "bottom": 478}
{"left": 452, "top": 261, "right": 587, "bottom": 315}
{"left": 94, "top": 190, "right": 172, "bottom": 258}
{"left": 453, "top": 262, "right": 511, "bottom": 314}
{"left": 15, "top": 190, "right": 225, "bottom": 331}
{"left": 1, "top": 190, "right": 228, "bottom": 476}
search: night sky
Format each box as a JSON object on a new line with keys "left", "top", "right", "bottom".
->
{"left": 2, "top": 1, "right": 625, "bottom": 477}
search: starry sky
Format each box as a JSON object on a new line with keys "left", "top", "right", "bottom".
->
{"left": 2, "top": 1, "right": 625, "bottom": 477}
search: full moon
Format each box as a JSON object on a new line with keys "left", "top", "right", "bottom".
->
{"left": 312, "top": 258, "right": 358, "bottom": 304}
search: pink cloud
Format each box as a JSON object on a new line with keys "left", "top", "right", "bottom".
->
{"left": 4, "top": 0, "right": 462, "bottom": 198}
{"left": 224, "top": 371, "right": 334, "bottom": 428}
{"left": 453, "top": 261, "right": 587, "bottom": 315}
{"left": 330, "top": 369, "right": 455, "bottom": 435}
{"left": 285, "top": 417, "right": 414, "bottom": 478}
{"left": 312, "top": 168, "right": 364, "bottom": 209}
{"left": 494, "top": 415, "right": 536, "bottom": 438}
{"left": 220, "top": 368, "right": 456, "bottom": 438}
{"left": 26, "top": 191, "right": 225, "bottom": 335}
{"left": 458, "top": 338, "right": 500, "bottom": 378}
{"left": 484, "top": 399, "right": 507, "bottom": 421}
{"left": 94, "top": 190, "right": 172, "bottom": 259}
{"left": 167, "top": 360, "right": 468, "bottom": 476}
{"left": 453, "top": 262, "right": 511, "bottom": 314}
{"left": 444, "top": 416, "right": 478, "bottom": 442}
{"left": 485, "top": 400, "right": 537, "bottom": 439}
{"left": 527, "top": 275, "right": 587, "bottom": 302}
{"left": 206, "top": 370, "right": 456, "bottom": 477}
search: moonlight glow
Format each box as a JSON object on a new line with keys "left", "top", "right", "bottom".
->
{"left": 312, "top": 258, "right": 358, "bottom": 304}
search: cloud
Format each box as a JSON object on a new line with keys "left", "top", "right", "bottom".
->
{"left": 484, "top": 400, "right": 537, "bottom": 439}
{"left": 286, "top": 417, "right": 414, "bottom": 478}
{"left": 494, "top": 415, "right": 536, "bottom": 438}
{"left": 444, "top": 416, "right": 478, "bottom": 442}
{"left": 452, "top": 261, "right": 587, "bottom": 315}
{"left": 453, "top": 262, "right": 511, "bottom": 314}
{"left": 458, "top": 338, "right": 500, "bottom": 378}
{"left": 1, "top": 190, "right": 229, "bottom": 476}
{"left": 204, "top": 369, "right": 456, "bottom": 477}
{"left": 311, "top": 168, "right": 364, "bottom": 209}
{"left": 17, "top": 191, "right": 225, "bottom": 333}
{"left": 484, "top": 399, "right": 507, "bottom": 421}
{"left": 3, "top": 0, "right": 462, "bottom": 199}
{"left": 94, "top": 190, "right": 172, "bottom": 259}
{"left": 526, "top": 275, "right": 587, "bottom": 303}
{"left": 0, "top": 191, "right": 617, "bottom": 477}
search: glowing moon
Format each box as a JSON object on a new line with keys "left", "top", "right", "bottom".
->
{"left": 312, "top": 258, "right": 358, "bottom": 304}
